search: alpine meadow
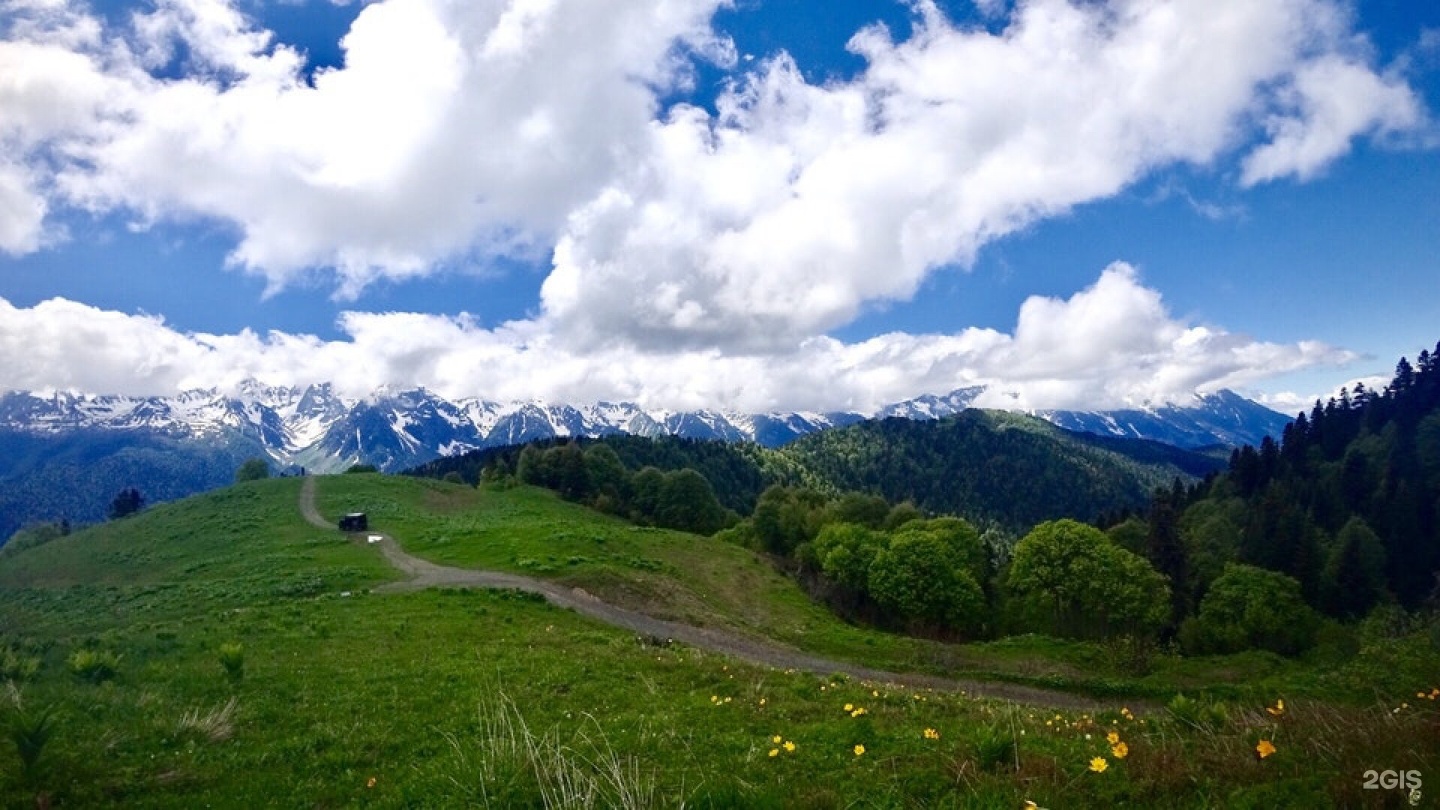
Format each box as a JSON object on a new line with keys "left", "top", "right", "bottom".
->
{"left": 3, "top": 0, "right": 1440, "bottom": 807}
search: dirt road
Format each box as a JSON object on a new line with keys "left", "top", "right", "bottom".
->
{"left": 299, "top": 477, "right": 1127, "bottom": 710}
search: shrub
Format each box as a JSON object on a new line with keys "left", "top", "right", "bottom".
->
{"left": 868, "top": 533, "right": 986, "bottom": 635}
{"left": 0, "top": 649, "right": 40, "bottom": 683}
{"left": 971, "top": 723, "right": 1018, "bottom": 772}
{"left": 218, "top": 642, "right": 244, "bottom": 685}
{"left": 67, "top": 649, "right": 120, "bottom": 683}
{"left": 4, "top": 702, "right": 57, "bottom": 781}
{"left": 1007, "top": 519, "right": 1170, "bottom": 639}
{"left": 235, "top": 457, "right": 271, "bottom": 483}
{"left": 1165, "top": 694, "right": 1228, "bottom": 733}
{"left": 1179, "top": 563, "right": 1319, "bottom": 656}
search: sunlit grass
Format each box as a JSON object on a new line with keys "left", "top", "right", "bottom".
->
{"left": 0, "top": 474, "right": 1435, "bottom": 806}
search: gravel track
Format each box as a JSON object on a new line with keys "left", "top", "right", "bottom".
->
{"left": 300, "top": 477, "right": 1131, "bottom": 710}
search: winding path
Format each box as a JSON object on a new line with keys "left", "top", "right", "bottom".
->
{"left": 300, "top": 477, "right": 1127, "bottom": 710}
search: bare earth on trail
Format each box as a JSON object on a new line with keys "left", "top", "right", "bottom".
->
{"left": 299, "top": 477, "right": 1120, "bottom": 710}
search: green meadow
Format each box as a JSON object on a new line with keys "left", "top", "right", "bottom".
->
{"left": 1, "top": 475, "right": 1436, "bottom": 807}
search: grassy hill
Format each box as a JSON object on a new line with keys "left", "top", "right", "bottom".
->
{"left": 0, "top": 475, "right": 1436, "bottom": 806}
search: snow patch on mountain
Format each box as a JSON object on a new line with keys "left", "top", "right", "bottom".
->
{"left": 0, "top": 382, "right": 1289, "bottom": 474}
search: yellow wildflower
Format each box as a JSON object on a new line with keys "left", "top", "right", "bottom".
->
{"left": 768, "top": 748, "right": 779, "bottom": 758}
{"left": 366, "top": 777, "right": 377, "bottom": 789}
{"left": 1111, "top": 741, "right": 1129, "bottom": 759}
{"left": 1089, "top": 757, "right": 1108, "bottom": 773}
{"left": 923, "top": 728, "right": 940, "bottom": 740}
{"left": 851, "top": 707, "right": 867, "bottom": 717}
{"left": 772, "top": 735, "right": 782, "bottom": 744}
{"left": 1256, "top": 740, "right": 1276, "bottom": 759}
{"left": 784, "top": 740, "right": 796, "bottom": 752}
{"left": 1266, "top": 698, "right": 1284, "bottom": 717}
{"left": 844, "top": 703, "right": 854, "bottom": 712}
{"left": 1106, "top": 730, "right": 1120, "bottom": 745}
{"left": 853, "top": 744, "right": 866, "bottom": 756}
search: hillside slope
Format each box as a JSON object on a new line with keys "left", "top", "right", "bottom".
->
{"left": 779, "top": 410, "right": 1225, "bottom": 529}
{"left": 0, "top": 428, "right": 265, "bottom": 540}
{"left": 1, "top": 384, "right": 1281, "bottom": 542}
{"left": 415, "top": 410, "right": 1226, "bottom": 530}
{"left": 1, "top": 474, "right": 1433, "bottom": 807}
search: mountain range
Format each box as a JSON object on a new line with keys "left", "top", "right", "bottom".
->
{"left": 0, "top": 382, "right": 1290, "bottom": 538}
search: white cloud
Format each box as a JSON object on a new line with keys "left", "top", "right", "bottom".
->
{"left": 0, "top": 162, "right": 48, "bottom": 254}
{"left": 0, "top": 265, "right": 1354, "bottom": 412}
{"left": 539, "top": 0, "right": 1428, "bottom": 352}
{"left": 0, "top": 0, "right": 1416, "bottom": 410}
{"left": 1241, "top": 55, "right": 1421, "bottom": 185}
{"left": 0, "top": 0, "right": 1427, "bottom": 327}
{"left": 4, "top": 0, "right": 730, "bottom": 293}
{"left": 0, "top": 297, "right": 215, "bottom": 395}
{"left": 1257, "top": 374, "right": 1390, "bottom": 418}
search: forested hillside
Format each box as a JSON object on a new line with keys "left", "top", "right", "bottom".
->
{"left": 410, "top": 411, "right": 1226, "bottom": 532}
{"left": 0, "top": 430, "right": 259, "bottom": 541}
{"left": 409, "top": 434, "right": 817, "bottom": 514}
{"left": 1141, "top": 341, "right": 1440, "bottom": 623}
{"left": 779, "top": 410, "right": 1224, "bottom": 530}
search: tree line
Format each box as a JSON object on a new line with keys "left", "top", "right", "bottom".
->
{"left": 414, "top": 342, "right": 1440, "bottom": 658}
{"left": 490, "top": 441, "right": 739, "bottom": 535}
{"left": 1106, "top": 340, "right": 1440, "bottom": 655}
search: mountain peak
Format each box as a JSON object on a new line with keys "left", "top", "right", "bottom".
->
{"left": 0, "top": 382, "right": 1289, "bottom": 473}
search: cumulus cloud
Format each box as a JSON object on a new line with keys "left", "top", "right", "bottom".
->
{"left": 1241, "top": 55, "right": 1422, "bottom": 185}
{"left": 541, "top": 0, "right": 1427, "bottom": 351}
{"left": 0, "top": 162, "right": 48, "bottom": 254}
{"left": 0, "top": 0, "right": 1428, "bottom": 327}
{"left": 0, "top": 0, "right": 1415, "bottom": 410}
{"left": 3, "top": 0, "right": 730, "bottom": 292}
{"left": 0, "top": 265, "right": 1354, "bottom": 411}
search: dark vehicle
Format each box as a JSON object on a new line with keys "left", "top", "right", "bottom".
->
{"left": 338, "top": 513, "right": 368, "bottom": 532}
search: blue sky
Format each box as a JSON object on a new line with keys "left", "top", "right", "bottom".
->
{"left": 1, "top": 0, "right": 1437, "bottom": 414}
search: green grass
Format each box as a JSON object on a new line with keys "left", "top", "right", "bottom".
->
{"left": 0, "top": 474, "right": 1436, "bottom": 807}
{"left": 320, "top": 475, "right": 949, "bottom": 668}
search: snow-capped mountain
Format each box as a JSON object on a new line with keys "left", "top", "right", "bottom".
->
{"left": 0, "top": 385, "right": 866, "bottom": 474}
{"left": 0, "top": 380, "right": 1290, "bottom": 469}
{"left": 876, "top": 386, "right": 987, "bottom": 420}
{"left": 1036, "top": 389, "right": 1292, "bottom": 449}
{"left": 0, "top": 383, "right": 1289, "bottom": 476}
{"left": 0, "top": 381, "right": 1290, "bottom": 539}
